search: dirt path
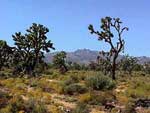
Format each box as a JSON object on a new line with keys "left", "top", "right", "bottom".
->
{"left": 47, "top": 79, "right": 108, "bottom": 113}
{"left": 115, "top": 82, "right": 128, "bottom": 93}
{"left": 25, "top": 79, "right": 128, "bottom": 113}
{"left": 51, "top": 93, "right": 76, "bottom": 109}
{"left": 0, "top": 87, "right": 10, "bottom": 93}
{"left": 90, "top": 108, "right": 106, "bottom": 113}
{"left": 46, "top": 79, "right": 77, "bottom": 109}
{"left": 47, "top": 79, "right": 59, "bottom": 83}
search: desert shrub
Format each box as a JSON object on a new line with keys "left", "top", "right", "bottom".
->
{"left": 124, "top": 100, "right": 136, "bottom": 113}
{"left": 6, "top": 96, "right": 48, "bottom": 113}
{"left": 0, "top": 91, "right": 10, "bottom": 109}
{"left": 126, "top": 77, "right": 150, "bottom": 99}
{"left": 72, "top": 102, "right": 89, "bottom": 113}
{"left": 0, "top": 97, "right": 9, "bottom": 109}
{"left": 36, "top": 78, "right": 51, "bottom": 91}
{"left": 48, "top": 105, "right": 62, "bottom": 113}
{"left": 93, "top": 92, "right": 116, "bottom": 105}
{"left": 15, "top": 83, "right": 27, "bottom": 91}
{"left": 59, "top": 74, "right": 81, "bottom": 94}
{"left": 78, "top": 74, "right": 87, "bottom": 81}
{"left": 48, "top": 73, "right": 58, "bottom": 79}
{"left": 0, "top": 90, "right": 10, "bottom": 99}
{"left": 79, "top": 91, "right": 116, "bottom": 105}
{"left": 8, "top": 96, "right": 24, "bottom": 113}
{"left": 28, "top": 78, "right": 39, "bottom": 87}
{"left": 0, "top": 72, "right": 7, "bottom": 78}
{"left": 25, "top": 98, "right": 48, "bottom": 113}
{"left": 63, "top": 74, "right": 79, "bottom": 85}
{"left": 126, "top": 89, "right": 147, "bottom": 99}
{"left": 79, "top": 92, "right": 92, "bottom": 103}
{"left": 116, "top": 95, "right": 129, "bottom": 105}
{"left": 85, "top": 74, "right": 116, "bottom": 90}
{"left": 47, "top": 81, "right": 63, "bottom": 94}
{"left": 63, "top": 83, "right": 88, "bottom": 95}
{"left": 0, "top": 105, "right": 12, "bottom": 113}
{"left": 43, "top": 70, "right": 54, "bottom": 76}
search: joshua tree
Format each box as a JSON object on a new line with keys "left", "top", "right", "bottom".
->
{"left": 88, "top": 17, "right": 128, "bottom": 80}
{"left": 119, "top": 55, "right": 138, "bottom": 74}
{"left": 0, "top": 40, "right": 13, "bottom": 70}
{"left": 12, "top": 23, "right": 55, "bottom": 75}
{"left": 52, "top": 51, "right": 68, "bottom": 74}
{"left": 97, "top": 56, "right": 111, "bottom": 75}
{"left": 143, "top": 62, "right": 150, "bottom": 74}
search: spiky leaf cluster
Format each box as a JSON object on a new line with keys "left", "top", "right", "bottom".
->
{"left": 12, "top": 23, "right": 55, "bottom": 75}
{"left": 88, "top": 17, "right": 128, "bottom": 59}
{"left": 0, "top": 40, "right": 13, "bottom": 69}
{"left": 53, "top": 51, "right": 67, "bottom": 68}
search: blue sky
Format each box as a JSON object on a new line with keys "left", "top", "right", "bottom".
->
{"left": 0, "top": 0, "right": 150, "bottom": 56}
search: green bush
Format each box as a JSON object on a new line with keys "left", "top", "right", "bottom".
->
{"left": 0, "top": 105, "right": 12, "bottom": 113}
{"left": 29, "top": 79, "right": 38, "bottom": 87}
{"left": 2, "top": 96, "right": 48, "bottom": 113}
{"left": 85, "top": 74, "right": 116, "bottom": 90}
{"left": 63, "top": 83, "right": 88, "bottom": 95}
{"left": 64, "top": 75, "right": 79, "bottom": 85}
{"left": 25, "top": 98, "right": 48, "bottom": 113}
{"left": 79, "top": 91, "right": 116, "bottom": 105}
{"left": 8, "top": 96, "right": 24, "bottom": 113}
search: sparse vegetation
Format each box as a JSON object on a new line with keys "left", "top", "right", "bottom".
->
{"left": 0, "top": 16, "right": 149, "bottom": 113}
{"left": 85, "top": 73, "right": 116, "bottom": 90}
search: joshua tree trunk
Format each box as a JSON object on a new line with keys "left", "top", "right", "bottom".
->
{"left": 112, "top": 55, "right": 117, "bottom": 80}
{"left": 112, "top": 60, "right": 116, "bottom": 80}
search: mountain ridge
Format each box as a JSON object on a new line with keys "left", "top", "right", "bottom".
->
{"left": 44, "top": 49, "right": 150, "bottom": 64}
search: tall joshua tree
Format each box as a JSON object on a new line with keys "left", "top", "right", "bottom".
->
{"left": 88, "top": 17, "right": 128, "bottom": 80}
{"left": 12, "top": 23, "right": 55, "bottom": 75}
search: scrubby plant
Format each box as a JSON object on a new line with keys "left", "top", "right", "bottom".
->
{"left": 4, "top": 95, "right": 49, "bottom": 113}
{"left": 25, "top": 98, "right": 48, "bottom": 113}
{"left": 85, "top": 74, "right": 116, "bottom": 90}
{"left": 78, "top": 92, "right": 92, "bottom": 103}
{"left": 63, "top": 74, "right": 79, "bottom": 85}
{"left": 63, "top": 83, "right": 88, "bottom": 95}
{"left": 126, "top": 76, "right": 150, "bottom": 99}
{"left": 72, "top": 102, "right": 89, "bottom": 113}
{"left": 79, "top": 91, "right": 116, "bottom": 105}
{"left": 49, "top": 81, "right": 64, "bottom": 94}
{"left": 8, "top": 96, "right": 24, "bottom": 113}
{"left": 119, "top": 55, "right": 138, "bottom": 74}
{"left": 0, "top": 91, "right": 10, "bottom": 109}
{"left": 124, "top": 100, "right": 136, "bottom": 113}
{"left": 0, "top": 105, "right": 12, "bottom": 113}
{"left": 48, "top": 105, "right": 62, "bottom": 113}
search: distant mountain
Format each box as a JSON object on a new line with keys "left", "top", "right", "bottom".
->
{"left": 136, "top": 56, "right": 150, "bottom": 64}
{"left": 44, "top": 49, "right": 99, "bottom": 64}
{"left": 44, "top": 49, "right": 150, "bottom": 64}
